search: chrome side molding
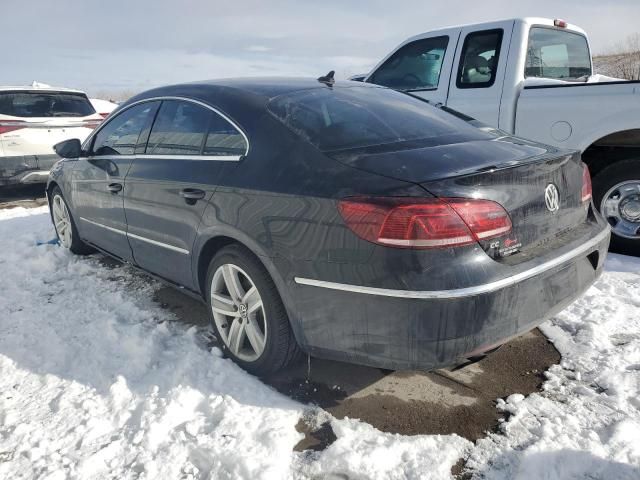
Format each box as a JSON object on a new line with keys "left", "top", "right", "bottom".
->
{"left": 294, "top": 226, "right": 610, "bottom": 299}
{"left": 79, "top": 217, "right": 189, "bottom": 255}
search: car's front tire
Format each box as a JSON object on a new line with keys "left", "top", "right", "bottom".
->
{"left": 206, "top": 244, "right": 300, "bottom": 375}
{"left": 50, "top": 186, "right": 94, "bottom": 255}
{"left": 593, "top": 159, "right": 640, "bottom": 256}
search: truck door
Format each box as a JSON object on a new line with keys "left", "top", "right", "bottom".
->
{"left": 446, "top": 21, "right": 514, "bottom": 127}
{"left": 364, "top": 28, "right": 461, "bottom": 106}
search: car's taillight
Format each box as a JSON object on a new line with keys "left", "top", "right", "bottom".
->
{"left": 581, "top": 164, "right": 592, "bottom": 203}
{"left": 83, "top": 119, "right": 103, "bottom": 129}
{"left": 0, "top": 121, "right": 27, "bottom": 135}
{"left": 338, "top": 197, "right": 512, "bottom": 249}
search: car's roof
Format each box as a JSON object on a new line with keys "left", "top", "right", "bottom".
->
{"left": 132, "top": 77, "right": 381, "bottom": 103}
{"left": 193, "top": 77, "right": 379, "bottom": 96}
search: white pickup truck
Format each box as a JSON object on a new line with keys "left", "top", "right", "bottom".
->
{"left": 353, "top": 17, "right": 640, "bottom": 254}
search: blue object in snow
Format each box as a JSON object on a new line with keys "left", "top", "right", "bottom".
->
{"left": 37, "top": 238, "right": 59, "bottom": 246}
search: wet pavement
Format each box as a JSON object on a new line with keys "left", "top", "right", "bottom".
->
{"left": 0, "top": 184, "right": 47, "bottom": 209}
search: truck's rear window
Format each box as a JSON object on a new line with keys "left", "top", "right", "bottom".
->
{"left": 0, "top": 91, "right": 96, "bottom": 118}
{"left": 268, "top": 86, "right": 487, "bottom": 151}
{"left": 525, "top": 27, "right": 591, "bottom": 81}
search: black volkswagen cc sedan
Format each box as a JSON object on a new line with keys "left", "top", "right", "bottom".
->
{"left": 48, "top": 78, "right": 610, "bottom": 375}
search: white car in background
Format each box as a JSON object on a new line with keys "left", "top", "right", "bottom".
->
{"left": 90, "top": 98, "right": 118, "bottom": 119}
{"left": 0, "top": 84, "right": 102, "bottom": 186}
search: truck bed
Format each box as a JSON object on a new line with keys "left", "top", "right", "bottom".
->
{"left": 515, "top": 80, "right": 640, "bottom": 152}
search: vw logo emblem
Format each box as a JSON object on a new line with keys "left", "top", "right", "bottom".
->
{"left": 238, "top": 304, "right": 248, "bottom": 317}
{"left": 545, "top": 184, "right": 560, "bottom": 212}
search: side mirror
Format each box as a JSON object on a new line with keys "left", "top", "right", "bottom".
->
{"left": 348, "top": 74, "right": 367, "bottom": 82}
{"left": 53, "top": 138, "right": 82, "bottom": 159}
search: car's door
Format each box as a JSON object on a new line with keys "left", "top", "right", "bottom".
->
{"left": 123, "top": 98, "right": 248, "bottom": 289}
{"left": 365, "top": 28, "right": 461, "bottom": 106}
{"left": 71, "top": 101, "right": 160, "bottom": 261}
{"left": 445, "top": 21, "right": 514, "bottom": 127}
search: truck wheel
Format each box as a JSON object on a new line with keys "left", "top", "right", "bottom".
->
{"left": 592, "top": 159, "right": 640, "bottom": 256}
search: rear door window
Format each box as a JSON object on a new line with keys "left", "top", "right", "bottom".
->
{"left": 368, "top": 36, "right": 449, "bottom": 91}
{"left": 146, "top": 100, "right": 210, "bottom": 155}
{"left": 91, "top": 102, "right": 159, "bottom": 156}
{"left": 146, "top": 100, "right": 247, "bottom": 157}
{"left": 203, "top": 113, "right": 247, "bottom": 157}
{"left": 456, "top": 29, "right": 504, "bottom": 88}
{"left": 525, "top": 27, "right": 591, "bottom": 80}
{"left": 0, "top": 91, "right": 96, "bottom": 118}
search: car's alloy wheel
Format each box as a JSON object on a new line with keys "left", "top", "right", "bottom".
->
{"left": 206, "top": 245, "right": 301, "bottom": 375}
{"left": 52, "top": 194, "right": 73, "bottom": 248}
{"left": 49, "top": 186, "right": 94, "bottom": 255}
{"left": 210, "top": 263, "right": 267, "bottom": 362}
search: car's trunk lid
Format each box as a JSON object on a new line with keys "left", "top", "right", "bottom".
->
{"left": 328, "top": 135, "right": 555, "bottom": 184}
{"left": 328, "top": 136, "right": 589, "bottom": 260}
{"left": 421, "top": 150, "right": 588, "bottom": 260}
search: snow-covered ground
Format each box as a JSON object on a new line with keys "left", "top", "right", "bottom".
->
{"left": 0, "top": 206, "right": 639, "bottom": 479}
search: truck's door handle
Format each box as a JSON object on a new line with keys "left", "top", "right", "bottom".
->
{"left": 107, "top": 183, "right": 122, "bottom": 193}
{"left": 180, "top": 188, "right": 206, "bottom": 201}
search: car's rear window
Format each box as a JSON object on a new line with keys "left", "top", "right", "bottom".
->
{"left": 268, "top": 86, "right": 486, "bottom": 151}
{"left": 0, "top": 91, "right": 96, "bottom": 118}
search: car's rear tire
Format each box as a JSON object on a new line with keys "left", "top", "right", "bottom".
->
{"left": 206, "top": 244, "right": 300, "bottom": 375}
{"left": 593, "top": 159, "right": 640, "bottom": 256}
{"left": 50, "top": 186, "right": 94, "bottom": 255}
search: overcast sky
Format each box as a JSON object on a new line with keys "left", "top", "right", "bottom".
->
{"left": 2, "top": 0, "right": 638, "bottom": 96}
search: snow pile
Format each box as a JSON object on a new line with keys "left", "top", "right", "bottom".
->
{"left": 465, "top": 253, "right": 640, "bottom": 479}
{"left": 297, "top": 418, "right": 470, "bottom": 479}
{"left": 0, "top": 207, "right": 303, "bottom": 479}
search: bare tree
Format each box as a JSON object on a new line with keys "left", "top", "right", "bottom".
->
{"left": 595, "top": 33, "right": 640, "bottom": 80}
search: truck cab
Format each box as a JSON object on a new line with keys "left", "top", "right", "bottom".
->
{"left": 360, "top": 18, "right": 640, "bottom": 255}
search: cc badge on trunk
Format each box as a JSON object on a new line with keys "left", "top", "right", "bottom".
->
{"left": 545, "top": 184, "right": 560, "bottom": 213}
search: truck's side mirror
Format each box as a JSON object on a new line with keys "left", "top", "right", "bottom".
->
{"left": 54, "top": 138, "right": 82, "bottom": 159}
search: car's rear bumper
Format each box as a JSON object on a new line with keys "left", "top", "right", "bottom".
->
{"left": 0, "top": 154, "right": 58, "bottom": 186}
{"left": 289, "top": 224, "right": 610, "bottom": 371}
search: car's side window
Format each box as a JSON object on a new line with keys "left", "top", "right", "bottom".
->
{"left": 456, "top": 29, "right": 504, "bottom": 89}
{"left": 203, "top": 112, "right": 248, "bottom": 157}
{"left": 368, "top": 36, "right": 449, "bottom": 91}
{"left": 91, "top": 102, "right": 158, "bottom": 156}
{"left": 146, "top": 100, "right": 210, "bottom": 155}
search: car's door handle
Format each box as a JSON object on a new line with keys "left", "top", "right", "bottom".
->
{"left": 108, "top": 183, "right": 123, "bottom": 193}
{"left": 179, "top": 188, "right": 206, "bottom": 200}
